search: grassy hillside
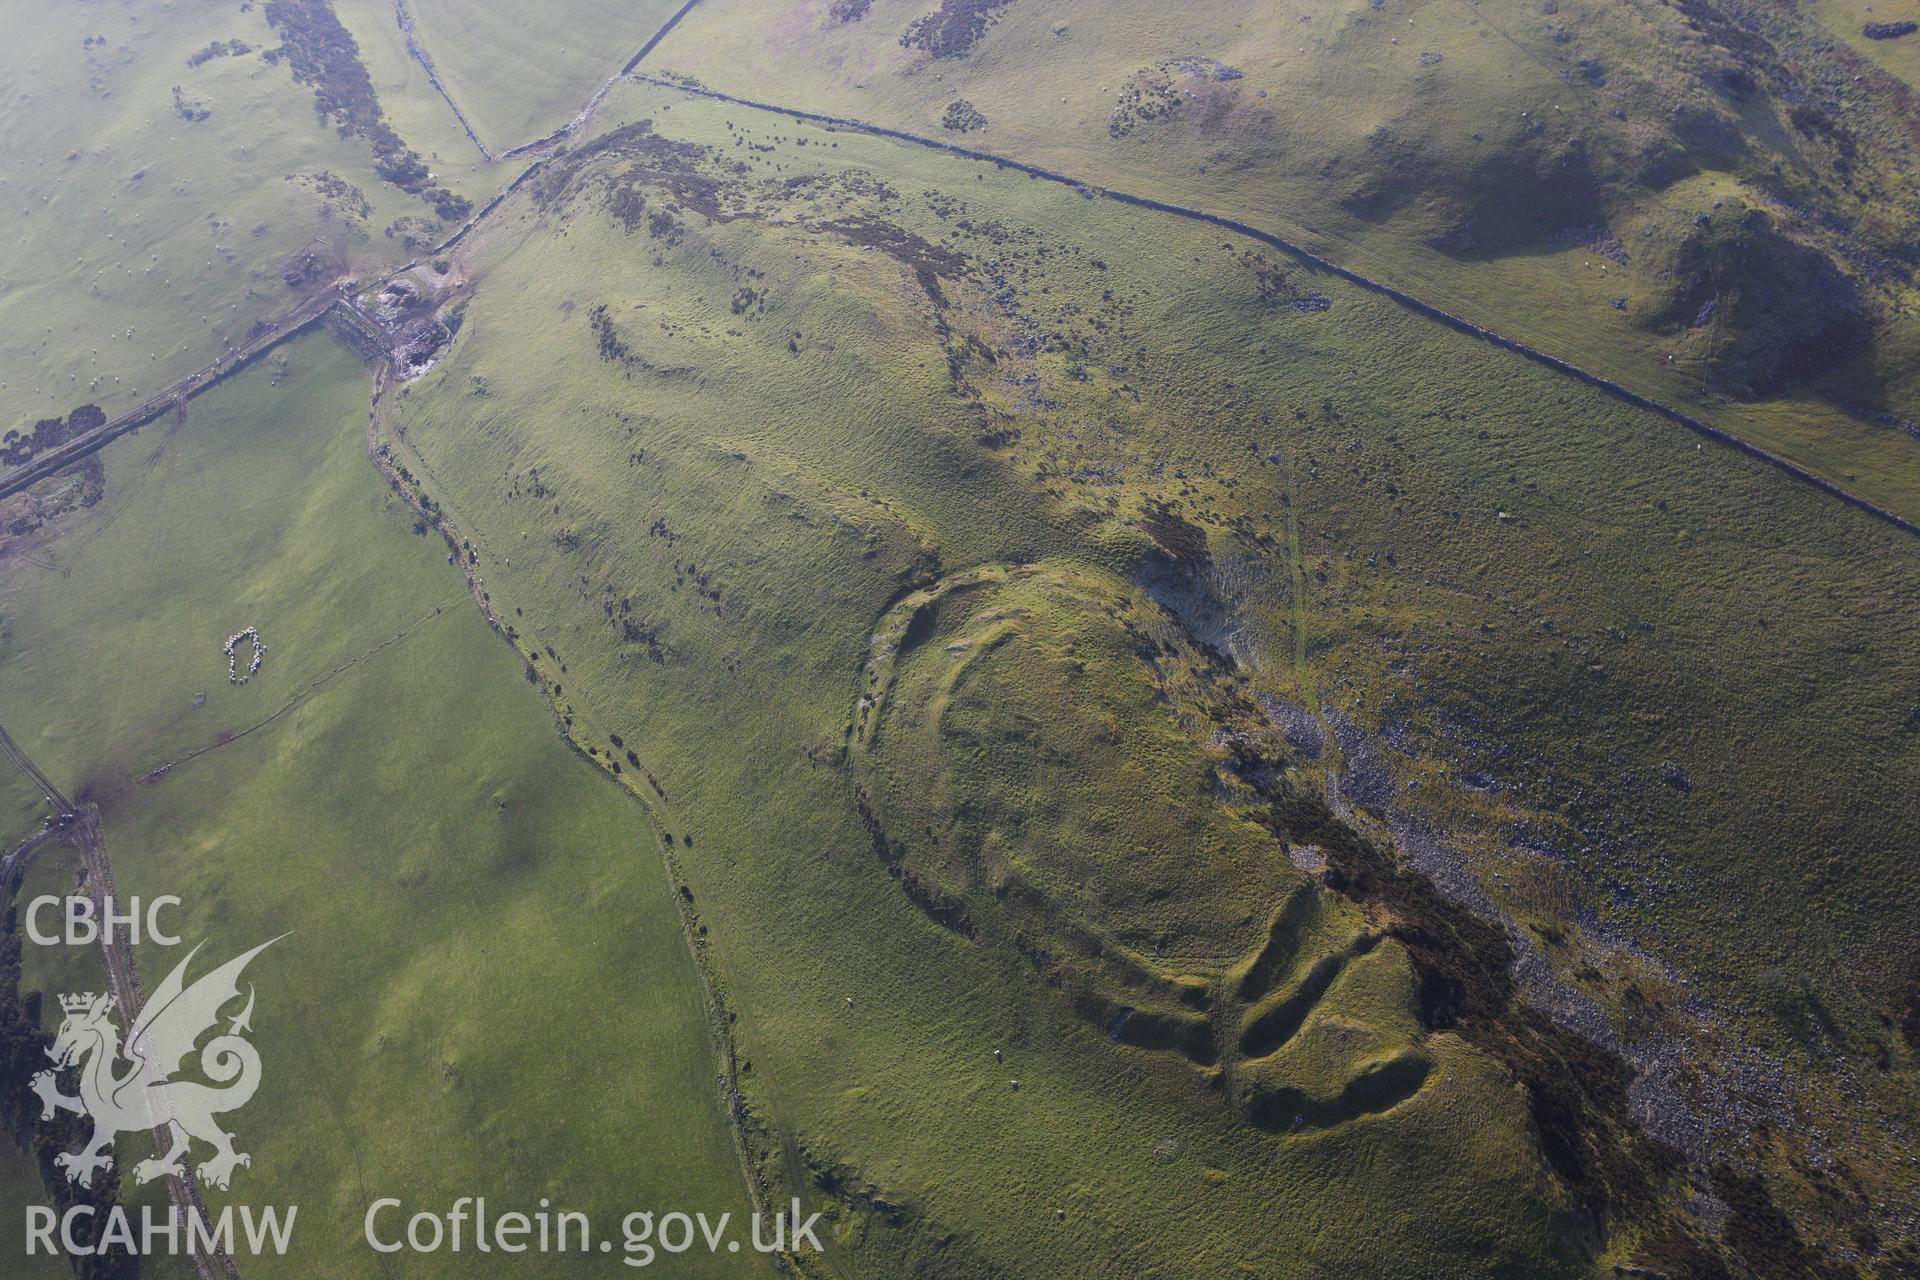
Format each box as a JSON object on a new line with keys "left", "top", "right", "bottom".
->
{"left": 355, "top": 79, "right": 1920, "bottom": 1275}
{"left": 1, "top": 3, "right": 1915, "bottom": 1277}
{"left": 332, "top": 0, "right": 498, "bottom": 176}
{"left": 0, "top": 333, "right": 761, "bottom": 1278}
{"left": 0, "top": 0, "right": 485, "bottom": 449}
{"left": 648, "top": 0, "right": 1920, "bottom": 521}
{"left": 399, "top": 0, "right": 689, "bottom": 150}
{"left": 0, "top": 771, "right": 48, "bottom": 848}
{"left": 1821, "top": 0, "right": 1920, "bottom": 89}
{"left": 373, "top": 98, "right": 1588, "bottom": 1278}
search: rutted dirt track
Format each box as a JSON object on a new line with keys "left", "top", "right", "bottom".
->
{"left": 0, "top": 723, "right": 69, "bottom": 811}
{"left": 0, "top": 726, "right": 240, "bottom": 1280}
{"left": 0, "top": 0, "right": 716, "bottom": 504}
{"left": 12, "top": 0, "right": 1912, "bottom": 543}
{"left": 140, "top": 599, "right": 458, "bottom": 783}
{"left": 0, "top": 292, "right": 337, "bottom": 503}
{"left": 69, "top": 808, "right": 245, "bottom": 1280}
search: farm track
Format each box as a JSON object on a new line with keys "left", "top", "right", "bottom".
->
{"left": 0, "top": 10, "right": 757, "bottom": 1273}
{"left": 0, "top": 722, "right": 71, "bottom": 813}
{"left": 494, "top": 0, "right": 709, "bottom": 160}
{"left": 8, "top": 0, "right": 1913, "bottom": 540}
{"left": 392, "top": 0, "right": 707, "bottom": 165}
{"left": 71, "top": 808, "right": 244, "bottom": 1280}
{"left": 139, "top": 598, "right": 459, "bottom": 783}
{"left": 0, "top": 829, "right": 57, "bottom": 891}
{"left": 0, "top": 726, "right": 240, "bottom": 1280}
{"left": 0, "top": 0, "right": 713, "bottom": 502}
{"left": 393, "top": 0, "right": 494, "bottom": 160}
{"left": 0, "top": 292, "right": 337, "bottom": 503}
{"left": 0, "top": 16, "right": 1906, "bottom": 1272}
{"left": 627, "top": 72, "right": 1920, "bottom": 543}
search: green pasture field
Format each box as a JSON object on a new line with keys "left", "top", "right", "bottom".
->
{"left": 0, "top": 3, "right": 1914, "bottom": 1275}
{"left": 0, "top": 0, "right": 485, "bottom": 434}
{"left": 359, "top": 77, "right": 1920, "bottom": 1272}
{"left": 0, "top": 333, "right": 760, "bottom": 1278}
{"left": 399, "top": 0, "right": 689, "bottom": 152}
{"left": 0, "top": 770, "right": 48, "bottom": 847}
{"left": 378, "top": 85, "right": 1582, "bottom": 1278}
{"left": 1815, "top": 0, "right": 1920, "bottom": 90}
{"left": 332, "top": 0, "right": 498, "bottom": 179}
{"left": 648, "top": 0, "right": 1920, "bottom": 522}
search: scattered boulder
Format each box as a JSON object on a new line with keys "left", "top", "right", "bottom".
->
{"left": 1257, "top": 693, "right": 1323, "bottom": 759}
{"left": 942, "top": 99, "right": 988, "bottom": 133}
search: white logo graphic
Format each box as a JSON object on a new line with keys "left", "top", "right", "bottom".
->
{"left": 31, "top": 938, "right": 281, "bottom": 1191}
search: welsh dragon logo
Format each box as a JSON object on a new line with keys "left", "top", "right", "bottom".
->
{"left": 31, "top": 938, "right": 281, "bottom": 1191}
